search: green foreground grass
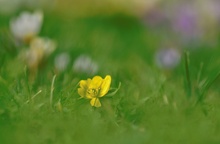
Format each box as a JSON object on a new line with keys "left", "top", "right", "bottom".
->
{"left": 0, "top": 12, "right": 220, "bottom": 144}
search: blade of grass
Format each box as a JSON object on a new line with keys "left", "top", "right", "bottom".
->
{"left": 24, "top": 66, "right": 31, "bottom": 102}
{"left": 196, "top": 62, "right": 204, "bottom": 84}
{"left": 196, "top": 70, "right": 220, "bottom": 104}
{"left": 50, "top": 75, "right": 56, "bottom": 109}
{"left": 184, "top": 51, "right": 192, "bottom": 98}
{"left": 25, "top": 90, "right": 42, "bottom": 104}
{"left": 195, "top": 62, "right": 204, "bottom": 99}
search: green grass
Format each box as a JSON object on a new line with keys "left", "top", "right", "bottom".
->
{"left": 0, "top": 11, "right": 220, "bottom": 144}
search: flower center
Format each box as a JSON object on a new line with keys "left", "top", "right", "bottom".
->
{"left": 87, "top": 88, "right": 100, "bottom": 97}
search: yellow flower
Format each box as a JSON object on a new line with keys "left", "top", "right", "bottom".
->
{"left": 78, "top": 75, "right": 111, "bottom": 107}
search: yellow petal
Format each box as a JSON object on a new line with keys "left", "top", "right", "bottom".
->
{"left": 90, "top": 76, "right": 103, "bottom": 89}
{"left": 78, "top": 88, "right": 86, "bottom": 98}
{"left": 79, "top": 80, "right": 88, "bottom": 89}
{"left": 86, "top": 78, "right": 92, "bottom": 85}
{"left": 99, "top": 75, "right": 111, "bottom": 97}
{"left": 90, "top": 98, "right": 101, "bottom": 107}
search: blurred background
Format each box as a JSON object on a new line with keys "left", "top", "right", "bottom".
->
{"left": 1, "top": 0, "right": 220, "bottom": 68}
{"left": 1, "top": 0, "right": 220, "bottom": 91}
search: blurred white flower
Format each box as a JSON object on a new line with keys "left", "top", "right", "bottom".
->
{"left": 10, "top": 10, "right": 43, "bottom": 43}
{"left": 24, "top": 37, "right": 56, "bottom": 69}
{"left": 54, "top": 52, "right": 70, "bottom": 72}
{"left": 155, "top": 48, "right": 181, "bottom": 69}
{"left": 73, "top": 55, "right": 98, "bottom": 75}
{"left": 24, "top": 46, "right": 43, "bottom": 70}
{"left": 30, "top": 37, "right": 56, "bottom": 57}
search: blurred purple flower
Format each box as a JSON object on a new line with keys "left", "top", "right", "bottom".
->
{"left": 155, "top": 48, "right": 181, "bottom": 69}
{"left": 171, "top": 4, "right": 202, "bottom": 42}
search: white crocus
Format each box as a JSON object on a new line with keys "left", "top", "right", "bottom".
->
{"left": 10, "top": 10, "right": 43, "bottom": 43}
{"left": 30, "top": 37, "right": 56, "bottom": 57}
{"left": 73, "top": 55, "right": 98, "bottom": 75}
{"left": 54, "top": 53, "right": 71, "bottom": 72}
{"left": 25, "top": 37, "right": 56, "bottom": 69}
